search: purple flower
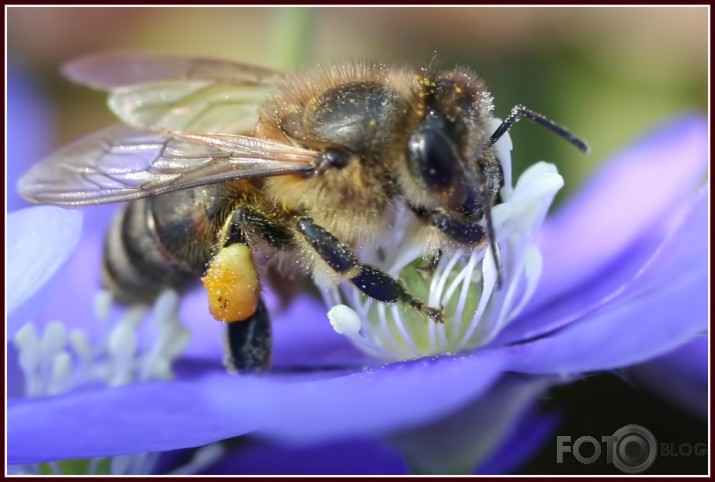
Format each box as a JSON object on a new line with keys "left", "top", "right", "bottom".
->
{"left": 630, "top": 337, "right": 708, "bottom": 419}
{"left": 7, "top": 58, "right": 707, "bottom": 474}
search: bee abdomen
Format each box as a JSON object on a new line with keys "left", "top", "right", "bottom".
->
{"left": 102, "top": 199, "right": 195, "bottom": 302}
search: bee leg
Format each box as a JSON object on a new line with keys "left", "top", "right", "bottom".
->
{"left": 203, "top": 207, "right": 291, "bottom": 373}
{"left": 237, "top": 207, "right": 294, "bottom": 250}
{"left": 411, "top": 205, "right": 486, "bottom": 246}
{"left": 223, "top": 299, "right": 271, "bottom": 373}
{"left": 414, "top": 207, "right": 504, "bottom": 288}
{"left": 418, "top": 249, "right": 443, "bottom": 275}
{"left": 296, "top": 217, "right": 445, "bottom": 323}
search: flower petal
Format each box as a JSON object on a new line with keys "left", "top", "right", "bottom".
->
{"left": 530, "top": 115, "right": 707, "bottom": 312}
{"left": 8, "top": 350, "right": 505, "bottom": 463}
{"left": 201, "top": 438, "right": 407, "bottom": 475}
{"left": 630, "top": 336, "right": 708, "bottom": 418}
{"left": 386, "top": 374, "right": 553, "bottom": 474}
{"left": 476, "top": 405, "right": 560, "bottom": 475}
{"left": 201, "top": 396, "right": 561, "bottom": 475}
{"left": 8, "top": 206, "right": 83, "bottom": 338}
{"left": 506, "top": 188, "right": 706, "bottom": 374}
{"left": 499, "top": 167, "right": 707, "bottom": 347}
{"left": 495, "top": 229, "right": 661, "bottom": 346}
{"left": 7, "top": 368, "right": 257, "bottom": 464}
{"left": 206, "top": 349, "right": 507, "bottom": 444}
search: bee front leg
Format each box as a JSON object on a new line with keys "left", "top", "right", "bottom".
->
{"left": 410, "top": 205, "right": 486, "bottom": 247}
{"left": 202, "top": 208, "right": 291, "bottom": 373}
{"left": 296, "top": 217, "right": 445, "bottom": 323}
{"left": 413, "top": 206, "right": 503, "bottom": 288}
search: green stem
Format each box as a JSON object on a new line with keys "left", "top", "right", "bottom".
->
{"left": 269, "top": 7, "right": 316, "bottom": 69}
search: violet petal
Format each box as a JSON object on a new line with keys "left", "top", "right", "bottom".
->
{"left": 200, "top": 438, "right": 407, "bottom": 475}
{"left": 507, "top": 200, "right": 706, "bottom": 375}
{"left": 496, "top": 184, "right": 705, "bottom": 346}
{"left": 9, "top": 349, "right": 505, "bottom": 463}
{"left": 476, "top": 405, "right": 561, "bottom": 475}
{"left": 530, "top": 115, "right": 706, "bottom": 313}
{"left": 7, "top": 374, "right": 257, "bottom": 465}
{"left": 205, "top": 349, "right": 507, "bottom": 444}
{"left": 386, "top": 374, "right": 552, "bottom": 474}
{"left": 8, "top": 206, "right": 83, "bottom": 338}
{"left": 630, "top": 336, "right": 708, "bottom": 418}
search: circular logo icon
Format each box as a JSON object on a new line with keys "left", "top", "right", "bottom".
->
{"left": 610, "top": 425, "right": 657, "bottom": 474}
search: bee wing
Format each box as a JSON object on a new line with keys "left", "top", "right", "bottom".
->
{"left": 18, "top": 124, "right": 318, "bottom": 207}
{"left": 62, "top": 52, "right": 285, "bottom": 133}
{"left": 62, "top": 51, "right": 283, "bottom": 88}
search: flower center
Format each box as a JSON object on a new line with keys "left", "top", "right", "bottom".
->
{"left": 321, "top": 123, "right": 564, "bottom": 362}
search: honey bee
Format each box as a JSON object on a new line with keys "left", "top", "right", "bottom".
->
{"left": 18, "top": 52, "right": 588, "bottom": 372}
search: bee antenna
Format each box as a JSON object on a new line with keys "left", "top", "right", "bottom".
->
{"left": 484, "top": 204, "right": 503, "bottom": 290}
{"left": 488, "top": 105, "right": 590, "bottom": 154}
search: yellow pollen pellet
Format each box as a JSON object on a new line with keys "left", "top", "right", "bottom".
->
{"left": 202, "top": 244, "right": 259, "bottom": 323}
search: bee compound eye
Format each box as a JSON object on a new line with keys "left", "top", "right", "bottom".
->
{"left": 408, "top": 130, "right": 456, "bottom": 190}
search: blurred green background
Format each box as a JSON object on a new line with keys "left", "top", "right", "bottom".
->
{"left": 7, "top": 6, "right": 707, "bottom": 207}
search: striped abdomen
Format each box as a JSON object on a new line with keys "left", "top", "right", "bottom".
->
{"left": 101, "top": 184, "right": 232, "bottom": 302}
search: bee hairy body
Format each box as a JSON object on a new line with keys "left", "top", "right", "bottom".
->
{"left": 19, "top": 53, "right": 587, "bottom": 373}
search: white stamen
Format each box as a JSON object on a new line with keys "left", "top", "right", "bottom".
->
{"left": 490, "top": 117, "right": 513, "bottom": 199}
{"left": 507, "top": 245, "right": 543, "bottom": 321}
{"left": 47, "top": 351, "right": 72, "bottom": 396}
{"left": 133, "top": 453, "right": 160, "bottom": 475}
{"left": 151, "top": 290, "right": 180, "bottom": 326}
{"left": 12, "top": 289, "right": 196, "bottom": 474}
{"left": 93, "top": 290, "right": 114, "bottom": 323}
{"left": 327, "top": 304, "right": 362, "bottom": 335}
{"left": 110, "top": 455, "right": 132, "bottom": 476}
{"left": 69, "top": 329, "right": 93, "bottom": 362}
{"left": 119, "top": 306, "right": 148, "bottom": 329}
{"left": 491, "top": 202, "right": 513, "bottom": 228}
{"left": 452, "top": 253, "right": 478, "bottom": 343}
{"left": 108, "top": 322, "right": 137, "bottom": 387}
{"left": 39, "top": 321, "right": 67, "bottom": 362}
{"left": 13, "top": 323, "right": 42, "bottom": 397}
{"left": 168, "top": 443, "right": 226, "bottom": 476}
{"left": 13, "top": 322, "right": 40, "bottom": 351}
{"left": 87, "top": 459, "right": 101, "bottom": 474}
{"left": 140, "top": 290, "right": 189, "bottom": 381}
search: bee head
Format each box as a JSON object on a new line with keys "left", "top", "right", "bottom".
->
{"left": 406, "top": 73, "right": 497, "bottom": 217}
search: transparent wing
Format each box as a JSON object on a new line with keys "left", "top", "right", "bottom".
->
{"left": 63, "top": 51, "right": 283, "bottom": 88}
{"left": 107, "top": 81, "right": 273, "bottom": 133}
{"left": 62, "top": 52, "right": 285, "bottom": 133}
{"left": 18, "top": 124, "right": 318, "bottom": 207}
